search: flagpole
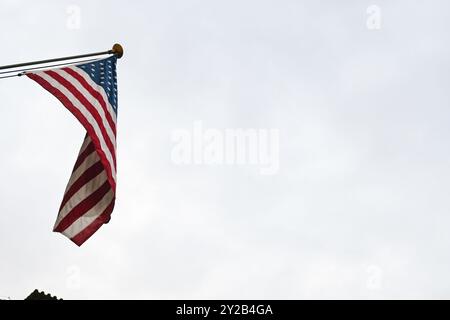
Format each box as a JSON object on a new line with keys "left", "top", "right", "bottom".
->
{"left": 0, "top": 43, "right": 123, "bottom": 72}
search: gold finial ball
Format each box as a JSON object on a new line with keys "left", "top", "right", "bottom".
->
{"left": 112, "top": 43, "right": 124, "bottom": 59}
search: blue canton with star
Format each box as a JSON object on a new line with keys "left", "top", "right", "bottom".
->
{"left": 76, "top": 56, "right": 118, "bottom": 115}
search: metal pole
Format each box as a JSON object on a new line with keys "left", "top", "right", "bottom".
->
{"left": 0, "top": 43, "right": 123, "bottom": 71}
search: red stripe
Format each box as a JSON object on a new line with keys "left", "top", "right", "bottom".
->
{"left": 45, "top": 70, "right": 117, "bottom": 168}
{"left": 70, "top": 199, "right": 115, "bottom": 246}
{"left": 62, "top": 67, "right": 116, "bottom": 135}
{"left": 59, "top": 161, "right": 104, "bottom": 211}
{"left": 27, "top": 73, "right": 116, "bottom": 192}
{"left": 73, "top": 141, "right": 95, "bottom": 172}
{"left": 54, "top": 181, "right": 111, "bottom": 233}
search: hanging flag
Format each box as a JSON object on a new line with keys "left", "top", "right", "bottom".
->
{"left": 26, "top": 56, "right": 118, "bottom": 246}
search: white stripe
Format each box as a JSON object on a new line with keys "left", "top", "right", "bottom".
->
{"left": 59, "top": 68, "right": 116, "bottom": 139}
{"left": 34, "top": 72, "right": 116, "bottom": 179}
{"left": 64, "top": 151, "right": 100, "bottom": 193}
{"left": 62, "top": 189, "right": 114, "bottom": 239}
{"left": 69, "top": 66, "right": 117, "bottom": 122}
{"left": 63, "top": 135, "right": 96, "bottom": 192}
{"left": 78, "top": 134, "right": 92, "bottom": 155}
{"left": 55, "top": 171, "right": 108, "bottom": 228}
{"left": 53, "top": 68, "right": 117, "bottom": 148}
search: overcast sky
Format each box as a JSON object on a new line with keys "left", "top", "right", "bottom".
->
{"left": 1, "top": 0, "right": 450, "bottom": 299}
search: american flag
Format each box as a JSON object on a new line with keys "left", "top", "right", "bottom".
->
{"left": 26, "top": 56, "right": 118, "bottom": 246}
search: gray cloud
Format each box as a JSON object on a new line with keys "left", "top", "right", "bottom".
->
{"left": 1, "top": 0, "right": 450, "bottom": 299}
